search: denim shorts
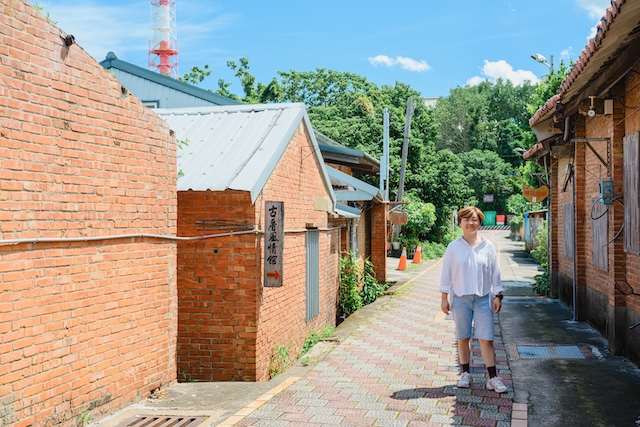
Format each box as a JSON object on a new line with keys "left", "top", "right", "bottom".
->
{"left": 451, "top": 294, "right": 494, "bottom": 341}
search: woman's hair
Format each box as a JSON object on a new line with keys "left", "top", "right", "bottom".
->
{"left": 457, "top": 206, "right": 484, "bottom": 225}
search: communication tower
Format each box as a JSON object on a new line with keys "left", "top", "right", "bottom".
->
{"left": 149, "top": 0, "right": 178, "bottom": 77}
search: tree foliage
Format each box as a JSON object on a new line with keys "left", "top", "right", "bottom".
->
{"left": 202, "top": 57, "right": 558, "bottom": 243}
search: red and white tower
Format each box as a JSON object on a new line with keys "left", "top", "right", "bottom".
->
{"left": 149, "top": 0, "right": 179, "bottom": 77}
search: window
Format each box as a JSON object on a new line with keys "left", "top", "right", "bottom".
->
{"left": 624, "top": 132, "right": 640, "bottom": 254}
{"left": 142, "top": 100, "right": 160, "bottom": 109}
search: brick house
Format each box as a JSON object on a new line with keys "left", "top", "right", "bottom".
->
{"left": 157, "top": 104, "right": 342, "bottom": 381}
{"left": 0, "top": 1, "right": 177, "bottom": 426}
{"left": 524, "top": 0, "right": 640, "bottom": 364}
{"left": 99, "top": 55, "right": 391, "bottom": 284}
{"left": 320, "top": 144, "right": 388, "bottom": 284}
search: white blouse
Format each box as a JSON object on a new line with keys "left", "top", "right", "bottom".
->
{"left": 439, "top": 236, "right": 503, "bottom": 297}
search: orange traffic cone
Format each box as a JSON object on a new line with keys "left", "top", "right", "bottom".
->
{"left": 412, "top": 244, "right": 422, "bottom": 264}
{"left": 397, "top": 247, "right": 407, "bottom": 271}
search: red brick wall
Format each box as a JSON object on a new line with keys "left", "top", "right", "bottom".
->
{"left": 255, "top": 121, "right": 338, "bottom": 381}
{"left": 551, "top": 68, "right": 640, "bottom": 360}
{"left": 0, "top": 1, "right": 177, "bottom": 426}
{"left": 176, "top": 121, "right": 339, "bottom": 382}
{"left": 176, "top": 190, "right": 259, "bottom": 381}
{"left": 370, "top": 203, "right": 388, "bottom": 283}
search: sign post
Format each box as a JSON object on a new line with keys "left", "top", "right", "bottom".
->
{"left": 264, "top": 201, "right": 284, "bottom": 287}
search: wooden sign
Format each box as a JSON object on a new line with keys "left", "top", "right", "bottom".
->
{"left": 389, "top": 210, "right": 409, "bottom": 225}
{"left": 264, "top": 201, "right": 284, "bottom": 287}
{"left": 523, "top": 184, "right": 549, "bottom": 203}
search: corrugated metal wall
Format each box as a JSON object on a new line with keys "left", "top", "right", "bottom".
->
{"left": 306, "top": 230, "right": 320, "bottom": 321}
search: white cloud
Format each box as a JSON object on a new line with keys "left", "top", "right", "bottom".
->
{"left": 560, "top": 48, "right": 573, "bottom": 60}
{"left": 466, "top": 76, "right": 487, "bottom": 86}
{"left": 576, "top": 0, "right": 611, "bottom": 41}
{"left": 368, "top": 55, "right": 430, "bottom": 72}
{"left": 576, "top": 0, "right": 609, "bottom": 19}
{"left": 466, "top": 60, "right": 539, "bottom": 87}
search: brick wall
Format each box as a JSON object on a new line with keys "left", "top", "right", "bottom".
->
{"left": 552, "top": 67, "right": 640, "bottom": 362}
{"left": 176, "top": 190, "right": 259, "bottom": 381}
{"left": 255, "top": 121, "right": 338, "bottom": 381}
{"left": 177, "top": 121, "right": 339, "bottom": 382}
{"left": 370, "top": 203, "right": 388, "bottom": 284}
{"left": 0, "top": 1, "right": 177, "bottom": 426}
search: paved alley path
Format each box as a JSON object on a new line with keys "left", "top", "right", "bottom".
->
{"left": 234, "top": 231, "right": 516, "bottom": 426}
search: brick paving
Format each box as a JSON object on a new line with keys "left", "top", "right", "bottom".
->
{"left": 233, "top": 260, "right": 516, "bottom": 427}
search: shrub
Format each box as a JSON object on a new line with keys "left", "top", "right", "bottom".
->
{"left": 530, "top": 221, "right": 549, "bottom": 295}
{"left": 339, "top": 254, "right": 363, "bottom": 317}
{"left": 509, "top": 215, "right": 523, "bottom": 236}
{"left": 360, "top": 258, "right": 388, "bottom": 305}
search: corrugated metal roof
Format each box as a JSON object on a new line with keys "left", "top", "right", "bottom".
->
{"left": 326, "top": 165, "right": 383, "bottom": 202}
{"left": 100, "top": 52, "right": 241, "bottom": 106}
{"left": 156, "top": 103, "right": 336, "bottom": 206}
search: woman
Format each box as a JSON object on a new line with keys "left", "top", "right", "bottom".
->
{"left": 439, "top": 206, "right": 507, "bottom": 393}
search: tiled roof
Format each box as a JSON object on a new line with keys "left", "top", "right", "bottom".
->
{"left": 529, "top": 0, "right": 627, "bottom": 127}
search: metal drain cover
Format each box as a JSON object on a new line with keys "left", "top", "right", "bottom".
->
{"left": 505, "top": 298, "right": 544, "bottom": 303}
{"left": 115, "top": 416, "right": 208, "bottom": 427}
{"left": 517, "top": 345, "right": 585, "bottom": 359}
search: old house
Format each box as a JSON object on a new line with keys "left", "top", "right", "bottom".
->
{"left": 524, "top": 0, "right": 640, "bottom": 364}
{"left": 317, "top": 132, "right": 389, "bottom": 284}
{"left": 156, "top": 103, "right": 341, "bottom": 382}
{"left": 100, "top": 51, "right": 240, "bottom": 108}
{"left": 0, "top": 1, "right": 177, "bottom": 426}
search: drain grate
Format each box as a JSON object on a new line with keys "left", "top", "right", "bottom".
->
{"left": 517, "top": 345, "right": 585, "bottom": 359}
{"left": 116, "top": 416, "right": 208, "bottom": 427}
{"left": 505, "top": 298, "right": 544, "bottom": 303}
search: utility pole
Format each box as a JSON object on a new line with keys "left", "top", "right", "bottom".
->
{"left": 379, "top": 108, "right": 390, "bottom": 201}
{"left": 391, "top": 97, "right": 415, "bottom": 245}
{"left": 396, "top": 97, "right": 414, "bottom": 203}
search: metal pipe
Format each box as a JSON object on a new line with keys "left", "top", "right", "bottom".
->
{"left": 0, "top": 226, "right": 343, "bottom": 246}
{"left": 572, "top": 163, "right": 578, "bottom": 321}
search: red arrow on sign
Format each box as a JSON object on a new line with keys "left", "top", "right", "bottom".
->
{"left": 266, "top": 271, "right": 280, "bottom": 280}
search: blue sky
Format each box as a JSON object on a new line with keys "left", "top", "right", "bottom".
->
{"left": 40, "top": 0, "right": 611, "bottom": 98}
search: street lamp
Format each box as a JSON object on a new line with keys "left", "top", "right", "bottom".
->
{"left": 531, "top": 53, "right": 554, "bottom": 71}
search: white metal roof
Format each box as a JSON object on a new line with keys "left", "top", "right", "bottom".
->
{"left": 155, "top": 103, "right": 335, "bottom": 205}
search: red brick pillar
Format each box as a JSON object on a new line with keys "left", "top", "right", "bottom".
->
{"left": 370, "top": 202, "right": 389, "bottom": 283}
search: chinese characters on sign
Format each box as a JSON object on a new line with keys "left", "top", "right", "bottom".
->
{"left": 264, "top": 201, "right": 284, "bottom": 287}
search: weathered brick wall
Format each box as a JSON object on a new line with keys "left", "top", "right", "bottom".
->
{"left": 176, "top": 190, "right": 259, "bottom": 381}
{"left": 0, "top": 1, "right": 177, "bottom": 426}
{"left": 255, "top": 121, "right": 338, "bottom": 381}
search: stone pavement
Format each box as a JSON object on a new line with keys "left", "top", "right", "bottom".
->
{"left": 95, "top": 230, "right": 640, "bottom": 427}
{"left": 223, "top": 231, "right": 522, "bottom": 427}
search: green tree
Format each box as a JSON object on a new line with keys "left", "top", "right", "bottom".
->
{"left": 178, "top": 65, "right": 212, "bottom": 85}
{"left": 401, "top": 190, "right": 437, "bottom": 242}
{"left": 458, "top": 149, "right": 516, "bottom": 213}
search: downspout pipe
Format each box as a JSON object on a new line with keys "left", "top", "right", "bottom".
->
{"left": 572, "top": 163, "right": 577, "bottom": 321}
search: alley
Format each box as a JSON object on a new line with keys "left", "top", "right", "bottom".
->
{"left": 102, "top": 230, "right": 640, "bottom": 427}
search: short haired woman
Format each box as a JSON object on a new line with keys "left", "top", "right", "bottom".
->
{"left": 440, "top": 206, "right": 507, "bottom": 393}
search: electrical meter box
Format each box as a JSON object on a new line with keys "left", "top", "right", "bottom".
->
{"left": 600, "top": 179, "right": 614, "bottom": 205}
